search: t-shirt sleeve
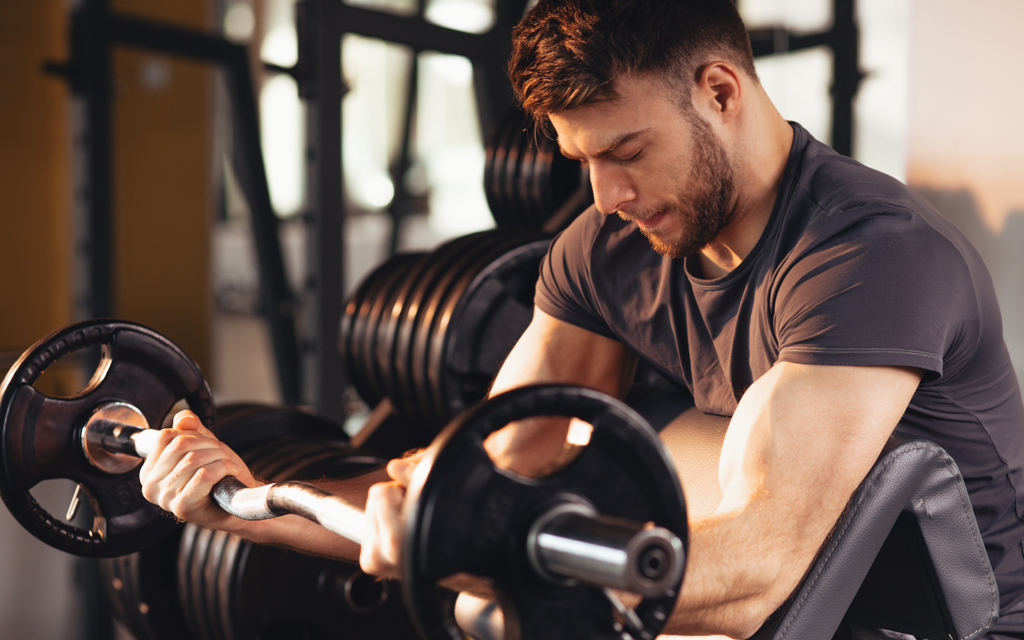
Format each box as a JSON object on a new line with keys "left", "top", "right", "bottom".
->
{"left": 534, "top": 207, "right": 618, "bottom": 339}
{"left": 773, "top": 202, "right": 981, "bottom": 382}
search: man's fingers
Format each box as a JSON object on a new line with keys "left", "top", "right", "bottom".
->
{"left": 142, "top": 448, "right": 240, "bottom": 508}
{"left": 386, "top": 448, "right": 427, "bottom": 486}
{"left": 168, "top": 458, "right": 244, "bottom": 519}
{"left": 360, "top": 481, "right": 406, "bottom": 578}
{"left": 172, "top": 410, "right": 216, "bottom": 438}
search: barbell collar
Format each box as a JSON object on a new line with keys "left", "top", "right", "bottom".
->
{"left": 528, "top": 502, "right": 685, "bottom": 598}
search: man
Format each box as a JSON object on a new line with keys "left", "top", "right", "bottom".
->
{"left": 139, "top": 0, "right": 1024, "bottom": 637}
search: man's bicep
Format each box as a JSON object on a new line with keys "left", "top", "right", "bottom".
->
{"left": 720, "top": 363, "right": 923, "bottom": 514}
{"left": 681, "top": 364, "right": 924, "bottom": 625}
{"left": 491, "top": 307, "right": 636, "bottom": 399}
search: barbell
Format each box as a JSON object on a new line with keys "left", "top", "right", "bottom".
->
{"left": 1, "top": 319, "right": 689, "bottom": 640}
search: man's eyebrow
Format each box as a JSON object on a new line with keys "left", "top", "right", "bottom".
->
{"left": 557, "top": 128, "right": 651, "bottom": 160}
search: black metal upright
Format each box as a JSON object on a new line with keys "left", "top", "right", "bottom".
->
{"left": 829, "top": 0, "right": 863, "bottom": 157}
{"left": 52, "top": 2, "right": 304, "bottom": 405}
{"left": 72, "top": 0, "right": 115, "bottom": 321}
{"left": 746, "top": 0, "right": 864, "bottom": 156}
{"left": 296, "top": 0, "right": 347, "bottom": 422}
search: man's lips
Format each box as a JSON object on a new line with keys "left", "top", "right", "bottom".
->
{"left": 633, "top": 210, "right": 667, "bottom": 230}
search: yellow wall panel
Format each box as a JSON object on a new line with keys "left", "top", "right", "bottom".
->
{"left": 111, "top": 44, "right": 213, "bottom": 376}
{"left": 0, "top": 2, "right": 70, "bottom": 352}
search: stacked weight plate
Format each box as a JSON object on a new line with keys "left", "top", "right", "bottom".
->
{"left": 101, "top": 527, "right": 191, "bottom": 640}
{"left": 101, "top": 405, "right": 415, "bottom": 640}
{"left": 484, "top": 107, "right": 591, "bottom": 231}
{"left": 340, "top": 229, "right": 552, "bottom": 439}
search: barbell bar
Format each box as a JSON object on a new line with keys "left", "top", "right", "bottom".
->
{"left": 83, "top": 414, "right": 684, "bottom": 598}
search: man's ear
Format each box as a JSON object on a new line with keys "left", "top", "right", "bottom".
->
{"left": 695, "top": 62, "right": 742, "bottom": 124}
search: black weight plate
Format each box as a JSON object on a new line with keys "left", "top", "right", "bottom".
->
{"left": 403, "top": 384, "right": 688, "bottom": 640}
{"left": 377, "top": 253, "right": 432, "bottom": 424}
{"left": 531, "top": 134, "right": 557, "bottom": 225}
{"left": 215, "top": 403, "right": 347, "bottom": 449}
{"left": 362, "top": 254, "right": 425, "bottom": 403}
{"left": 483, "top": 111, "right": 514, "bottom": 226}
{"left": 405, "top": 235, "right": 506, "bottom": 425}
{"left": 408, "top": 232, "right": 520, "bottom": 430}
{"left": 533, "top": 135, "right": 563, "bottom": 229}
{"left": 340, "top": 262, "right": 378, "bottom": 400}
{"left": 203, "top": 529, "right": 233, "bottom": 640}
{"left": 392, "top": 234, "right": 491, "bottom": 435}
{"left": 502, "top": 117, "right": 531, "bottom": 227}
{"left": 550, "top": 149, "right": 586, "bottom": 220}
{"left": 362, "top": 254, "right": 423, "bottom": 406}
{"left": 387, "top": 244, "right": 472, "bottom": 424}
{"left": 433, "top": 235, "right": 552, "bottom": 424}
{"left": 0, "top": 320, "right": 216, "bottom": 557}
{"left": 189, "top": 525, "right": 219, "bottom": 640}
{"left": 202, "top": 407, "right": 350, "bottom": 640}
{"left": 228, "top": 543, "right": 416, "bottom": 640}
{"left": 100, "top": 526, "right": 194, "bottom": 640}
{"left": 496, "top": 111, "right": 527, "bottom": 227}
{"left": 532, "top": 134, "right": 565, "bottom": 227}
{"left": 419, "top": 232, "right": 545, "bottom": 427}
{"left": 487, "top": 110, "right": 522, "bottom": 227}
{"left": 355, "top": 257, "right": 415, "bottom": 407}
{"left": 342, "top": 255, "right": 412, "bottom": 407}
{"left": 178, "top": 522, "right": 203, "bottom": 639}
{"left": 515, "top": 127, "right": 539, "bottom": 227}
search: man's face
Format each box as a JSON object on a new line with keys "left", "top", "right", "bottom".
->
{"left": 549, "top": 74, "right": 737, "bottom": 259}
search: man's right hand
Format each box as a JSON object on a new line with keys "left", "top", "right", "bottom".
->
{"left": 138, "top": 410, "right": 258, "bottom": 532}
{"left": 360, "top": 450, "right": 426, "bottom": 578}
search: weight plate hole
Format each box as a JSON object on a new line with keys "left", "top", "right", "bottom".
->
{"left": 30, "top": 479, "right": 86, "bottom": 527}
{"left": 484, "top": 414, "right": 592, "bottom": 480}
{"left": 342, "top": 569, "right": 389, "bottom": 614}
{"left": 31, "top": 344, "right": 109, "bottom": 399}
{"left": 446, "top": 576, "right": 511, "bottom": 640}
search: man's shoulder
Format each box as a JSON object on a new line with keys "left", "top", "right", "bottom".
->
{"left": 796, "top": 134, "right": 923, "bottom": 217}
{"left": 785, "top": 133, "right": 971, "bottom": 257}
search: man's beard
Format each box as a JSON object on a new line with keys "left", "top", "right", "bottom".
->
{"left": 620, "top": 114, "right": 737, "bottom": 259}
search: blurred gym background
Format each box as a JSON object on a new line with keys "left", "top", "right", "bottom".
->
{"left": 1, "top": 0, "right": 1021, "bottom": 637}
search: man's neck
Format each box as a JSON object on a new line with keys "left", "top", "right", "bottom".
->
{"left": 698, "top": 116, "right": 794, "bottom": 279}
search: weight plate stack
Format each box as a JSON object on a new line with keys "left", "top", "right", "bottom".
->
{"left": 340, "top": 229, "right": 551, "bottom": 440}
{"left": 100, "top": 527, "right": 192, "bottom": 640}
{"left": 101, "top": 404, "right": 391, "bottom": 640}
{"left": 341, "top": 253, "right": 428, "bottom": 410}
{"left": 171, "top": 405, "right": 415, "bottom": 640}
{"left": 484, "top": 107, "right": 591, "bottom": 231}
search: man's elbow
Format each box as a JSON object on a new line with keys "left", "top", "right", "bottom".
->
{"left": 728, "top": 596, "right": 783, "bottom": 639}
{"left": 673, "top": 594, "right": 783, "bottom": 639}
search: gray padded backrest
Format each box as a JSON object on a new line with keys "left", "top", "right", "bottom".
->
{"left": 752, "top": 440, "right": 998, "bottom": 640}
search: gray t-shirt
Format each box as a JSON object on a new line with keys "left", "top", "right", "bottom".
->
{"left": 535, "top": 123, "right": 1024, "bottom": 623}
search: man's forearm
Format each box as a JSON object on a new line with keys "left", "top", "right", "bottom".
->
{"left": 230, "top": 467, "right": 390, "bottom": 562}
{"left": 660, "top": 508, "right": 798, "bottom": 638}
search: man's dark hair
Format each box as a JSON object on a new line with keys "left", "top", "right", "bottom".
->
{"left": 509, "top": 0, "right": 757, "bottom": 122}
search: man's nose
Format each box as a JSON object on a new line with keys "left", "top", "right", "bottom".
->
{"left": 590, "top": 164, "right": 637, "bottom": 215}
